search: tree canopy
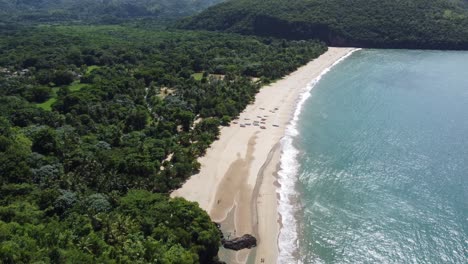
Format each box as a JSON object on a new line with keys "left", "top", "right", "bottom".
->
{"left": 0, "top": 0, "right": 225, "bottom": 24}
{"left": 0, "top": 24, "right": 326, "bottom": 263}
{"left": 0, "top": 189, "right": 220, "bottom": 263}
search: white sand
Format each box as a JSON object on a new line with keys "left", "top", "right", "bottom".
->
{"left": 171, "top": 47, "right": 356, "bottom": 263}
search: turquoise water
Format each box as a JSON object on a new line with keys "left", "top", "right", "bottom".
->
{"left": 295, "top": 50, "right": 468, "bottom": 263}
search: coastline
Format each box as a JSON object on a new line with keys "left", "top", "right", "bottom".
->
{"left": 277, "top": 47, "right": 361, "bottom": 263}
{"left": 171, "top": 47, "right": 356, "bottom": 263}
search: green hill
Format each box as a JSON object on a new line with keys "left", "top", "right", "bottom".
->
{"left": 0, "top": 0, "right": 225, "bottom": 23}
{"left": 179, "top": 0, "right": 468, "bottom": 49}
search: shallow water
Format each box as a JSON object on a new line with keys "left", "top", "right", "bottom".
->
{"left": 290, "top": 49, "right": 468, "bottom": 263}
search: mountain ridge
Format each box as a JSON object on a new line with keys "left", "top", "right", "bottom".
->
{"left": 0, "top": 0, "right": 225, "bottom": 23}
{"left": 178, "top": 0, "right": 468, "bottom": 49}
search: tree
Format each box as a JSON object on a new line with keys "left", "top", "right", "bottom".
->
{"left": 0, "top": 133, "right": 32, "bottom": 185}
{"left": 125, "top": 107, "right": 148, "bottom": 131}
{"left": 177, "top": 110, "right": 195, "bottom": 131}
{"left": 25, "top": 86, "right": 52, "bottom": 103}
{"left": 53, "top": 70, "right": 74, "bottom": 86}
{"left": 54, "top": 190, "right": 78, "bottom": 216}
{"left": 86, "top": 193, "right": 112, "bottom": 214}
{"left": 32, "top": 127, "right": 59, "bottom": 155}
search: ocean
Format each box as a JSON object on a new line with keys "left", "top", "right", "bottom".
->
{"left": 278, "top": 49, "right": 468, "bottom": 263}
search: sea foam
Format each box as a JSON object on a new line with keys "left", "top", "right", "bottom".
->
{"left": 277, "top": 48, "right": 360, "bottom": 264}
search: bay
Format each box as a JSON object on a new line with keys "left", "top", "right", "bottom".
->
{"left": 295, "top": 49, "right": 468, "bottom": 263}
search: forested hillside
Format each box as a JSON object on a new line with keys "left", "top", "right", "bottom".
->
{"left": 0, "top": 0, "right": 224, "bottom": 23}
{"left": 179, "top": 0, "right": 468, "bottom": 49}
{"left": 0, "top": 24, "right": 326, "bottom": 262}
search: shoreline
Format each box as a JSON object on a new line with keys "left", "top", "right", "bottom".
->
{"left": 171, "top": 47, "right": 356, "bottom": 264}
{"left": 277, "top": 47, "right": 361, "bottom": 263}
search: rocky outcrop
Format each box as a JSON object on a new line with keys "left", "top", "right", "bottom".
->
{"left": 222, "top": 234, "right": 257, "bottom": 251}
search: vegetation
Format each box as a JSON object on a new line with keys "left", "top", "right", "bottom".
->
{"left": 191, "top": 73, "right": 204, "bottom": 81}
{"left": 179, "top": 0, "right": 468, "bottom": 49}
{"left": 0, "top": 0, "right": 225, "bottom": 24}
{"left": 0, "top": 24, "right": 326, "bottom": 262}
{"left": 0, "top": 189, "right": 220, "bottom": 263}
{"left": 7, "top": 1, "right": 463, "bottom": 262}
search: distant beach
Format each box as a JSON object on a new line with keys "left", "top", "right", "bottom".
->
{"left": 171, "top": 47, "right": 356, "bottom": 264}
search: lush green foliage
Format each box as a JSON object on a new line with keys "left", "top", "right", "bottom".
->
{"left": 0, "top": 189, "right": 220, "bottom": 263}
{"left": 0, "top": 24, "right": 326, "bottom": 262}
{"left": 179, "top": 0, "right": 468, "bottom": 49}
{"left": 0, "top": 0, "right": 224, "bottom": 23}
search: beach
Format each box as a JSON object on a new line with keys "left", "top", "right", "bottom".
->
{"left": 171, "top": 47, "right": 355, "bottom": 263}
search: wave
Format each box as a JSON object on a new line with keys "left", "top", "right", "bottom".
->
{"left": 277, "top": 48, "right": 361, "bottom": 264}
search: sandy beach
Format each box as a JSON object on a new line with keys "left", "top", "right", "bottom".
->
{"left": 171, "top": 47, "right": 355, "bottom": 264}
